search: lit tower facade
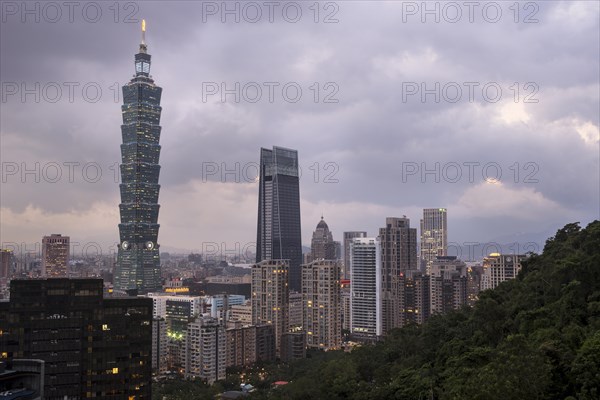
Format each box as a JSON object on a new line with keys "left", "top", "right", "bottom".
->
{"left": 42, "top": 234, "right": 70, "bottom": 277}
{"left": 420, "top": 208, "right": 448, "bottom": 274}
{"left": 115, "top": 20, "right": 163, "bottom": 293}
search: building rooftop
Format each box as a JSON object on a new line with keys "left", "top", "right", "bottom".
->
{"left": 316, "top": 217, "right": 329, "bottom": 230}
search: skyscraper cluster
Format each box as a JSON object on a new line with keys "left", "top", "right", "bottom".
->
{"left": 343, "top": 209, "right": 527, "bottom": 341}
{"left": 253, "top": 153, "right": 342, "bottom": 355}
{"left": 0, "top": 21, "right": 532, "bottom": 397}
{"left": 143, "top": 289, "right": 278, "bottom": 383}
{"left": 346, "top": 212, "right": 452, "bottom": 340}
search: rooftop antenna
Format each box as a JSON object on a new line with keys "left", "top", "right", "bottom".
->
{"left": 139, "top": 19, "right": 147, "bottom": 54}
{"left": 142, "top": 19, "right": 146, "bottom": 44}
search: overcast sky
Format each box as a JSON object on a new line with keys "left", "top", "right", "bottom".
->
{"left": 1, "top": 1, "right": 598, "bottom": 258}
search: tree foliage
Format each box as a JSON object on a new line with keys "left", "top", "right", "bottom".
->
{"left": 249, "top": 221, "right": 600, "bottom": 400}
{"left": 155, "top": 221, "right": 600, "bottom": 399}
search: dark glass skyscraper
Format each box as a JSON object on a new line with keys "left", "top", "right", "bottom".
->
{"left": 256, "top": 146, "right": 302, "bottom": 292}
{"left": 0, "top": 279, "right": 153, "bottom": 398}
{"left": 115, "top": 21, "right": 162, "bottom": 293}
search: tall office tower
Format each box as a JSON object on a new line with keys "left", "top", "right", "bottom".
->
{"left": 251, "top": 260, "right": 290, "bottom": 357}
{"left": 378, "top": 217, "right": 418, "bottom": 335}
{"left": 256, "top": 146, "right": 302, "bottom": 292}
{"left": 302, "top": 260, "right": 341, "bottom": 350}
{"left": 115, "top": 20, "right": 163, "bottom": 294}
{"left": 420, "top": 208, "right": 448, "bottom": 274}
{"left": 0, "top": 279, "right": 153, "bottom": 399}
{"left": 399, "top": 270, "right": 430, "bottom": 326}
{"left": 185, "top": 316, "right": 226, "bottom": 384}
{"left": 350, "top": 237, "right": 381, "bottom": 342}
{"left": 0, "top": 249, "right": 13, "bottom": 279}
{"left": 310, "top": 217, "right": 336, "bottom": 261}
{"left": 41, "top": 234, "right": 70, "bottom": 277}
{"left": 343, "top": 231, "right": 367, "bottom": 280}
{"left": 429, "top": 256, "right": 467, "bottom": 315}
{"left": 481, "top": 253, "right": 527, "bottom": 290}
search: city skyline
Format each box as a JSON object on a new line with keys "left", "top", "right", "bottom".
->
{"left": 1, "top": 5, "right": 598, "bottom": 398}
{"left": 2, "top": 2, "right": 599, "bottom": 255}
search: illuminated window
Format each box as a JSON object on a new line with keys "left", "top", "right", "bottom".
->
{"left": 112, "top": 367, "right": 119, "bottom": 374}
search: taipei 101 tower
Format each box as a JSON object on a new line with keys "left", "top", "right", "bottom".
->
{"left": 114, "top": 20, "right": 163, "bottom": 293}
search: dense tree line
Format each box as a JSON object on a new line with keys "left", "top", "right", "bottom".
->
{"left": 155, "top": 221, "right": 600, "bottom": 399}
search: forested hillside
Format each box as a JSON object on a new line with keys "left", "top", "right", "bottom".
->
{"left": 251, "top": 221, "right": 600, "bottom": 400}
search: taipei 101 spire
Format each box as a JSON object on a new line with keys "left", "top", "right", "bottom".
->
{"left": 114, "top": 20, "right": 163, "bottom": 293}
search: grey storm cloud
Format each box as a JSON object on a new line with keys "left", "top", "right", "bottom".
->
{"left": 1, "top": 0, "right": 598, "bottom": 252}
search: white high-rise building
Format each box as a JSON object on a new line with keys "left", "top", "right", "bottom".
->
{"left": 289, "top": 291, "right": 303, "bottom": 331}
{"left": 350, "top": 237, "right": 381, "bottom": 341}
{"left": 251, "top": 260, "right": 289, "bottom": 356}
{"left": 302, "top": 259, "right": 341, "bottom": 350}
{"left": 185, "top": 316, "right": 226, "bottom": 384}
{"left": 481, "top": 253, "right": 527, "bottom": 290}
{"left": 420, "top": 208, "right": 448, "bottom": 274}
{"left": 343, "top": 231, "right": 367, "bottom": 280}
